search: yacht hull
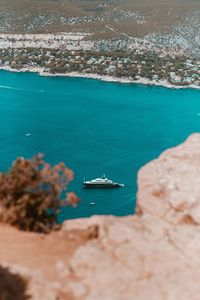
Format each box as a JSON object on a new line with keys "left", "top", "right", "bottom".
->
{"left": 83, "top": 183, "right": 122, "bottom": 188}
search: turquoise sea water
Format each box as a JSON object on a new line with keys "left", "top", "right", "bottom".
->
{"left": 0, "top": 70, "right": 200, "bottom": 221}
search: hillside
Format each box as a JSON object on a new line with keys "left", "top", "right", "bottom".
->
{"left": 0, "top": 0, "right": 199, "bottom": 87}
{"left": 0, "top": 0, "right": 199, "bottom": 42}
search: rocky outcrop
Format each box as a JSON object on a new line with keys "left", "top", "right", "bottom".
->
{"left": 63, "top": 134, "right": 200, "bottom": 300}
{"left": 137, "top": 133, "right": 200, "bottom": 225}
{"left": 0, "top": 224, "right": 94, "bottom": 299}
{"left": 1, "top": 134, "right": 200, "bottom": 299}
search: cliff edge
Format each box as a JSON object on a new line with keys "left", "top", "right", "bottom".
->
{"left": 1, "top": 134, "right": 200, "bottom": 299}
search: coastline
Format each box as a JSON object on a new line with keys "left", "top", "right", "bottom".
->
{"left": 0, "top": 65, "right": 200, "bottom": 90}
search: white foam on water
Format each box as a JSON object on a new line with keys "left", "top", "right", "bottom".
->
{"left": 0, "top": 85, "right": 44, "bottom": 93}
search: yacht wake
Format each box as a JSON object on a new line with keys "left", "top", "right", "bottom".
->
{"left": 0, "top": 85, "right": 45, "bottom": 93}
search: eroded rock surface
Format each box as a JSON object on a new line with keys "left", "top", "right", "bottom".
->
{"left": 64, "top": 134, "right": 200, "bottom": 300}
{"left": 0, "top": 224, "right": 92, "bottom": 299}
{"left": 1, "top": 134, "right": 200, "bottom": 299}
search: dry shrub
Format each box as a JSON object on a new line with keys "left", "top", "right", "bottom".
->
{"left": 0, "top": 154, "right": 79, "bottom": 233}
{"left": 0, "top": 265, "right": 30, "bottom": 300}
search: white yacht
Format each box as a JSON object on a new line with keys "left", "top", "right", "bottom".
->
{"left": 83, "top": 175, "right": 124, "bottom": 188}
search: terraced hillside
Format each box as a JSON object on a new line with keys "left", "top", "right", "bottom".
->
{"left": 0, "top": 0, "right": 199, "bottom": 39}
{"left": 0, "top": 0, "right": 199, "bottom": 86}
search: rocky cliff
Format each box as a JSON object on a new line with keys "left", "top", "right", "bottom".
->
{"left": 1, "top": 134, "right": 200, "bottom": 300}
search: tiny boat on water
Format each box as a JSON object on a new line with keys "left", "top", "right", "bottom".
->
{"left": 83, "top": 174, "right": 124, "bottom": 189}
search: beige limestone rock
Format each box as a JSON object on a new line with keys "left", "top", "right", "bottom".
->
{"left": 1, "top": 134, "right": 200, "bottom": 299}
{"left": 0, "top": 223, "right": 90, "bottom": 299}
{"left": 1, "top": 262, "right": 59, "bottom": 300}
{"left": 64, "top": 134, "right": 200, "bottom": 300}
{"left": 137, "top": 133, "right": 200, "bottom": 225}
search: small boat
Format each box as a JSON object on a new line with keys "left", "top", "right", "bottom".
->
{"left": 83, "top": 174, "right": 124, "bottom": 189}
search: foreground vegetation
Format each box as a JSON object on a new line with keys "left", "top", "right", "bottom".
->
{"left": 0, "top": 154, "right": 78, "bottom": 233}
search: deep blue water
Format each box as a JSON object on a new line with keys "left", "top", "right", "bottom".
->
{"left": 0, "top": 70, "right": 200, "bottom": 221}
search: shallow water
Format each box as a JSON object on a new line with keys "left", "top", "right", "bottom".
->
{"left": 0, "top": 70, "right": 199, "bottom": 221}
